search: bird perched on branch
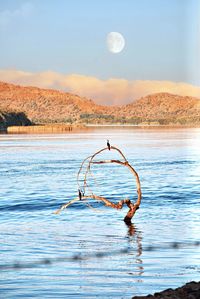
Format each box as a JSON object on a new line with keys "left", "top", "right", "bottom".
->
{"left": 107, "top": 140, "right": 111, "bottom": 150}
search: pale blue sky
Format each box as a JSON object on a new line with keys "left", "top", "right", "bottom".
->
{"left": 0, "top": 0, "right": 199, "bottom": 85}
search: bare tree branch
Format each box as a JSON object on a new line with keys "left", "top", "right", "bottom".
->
{"left": 55, "top": 145, "right": 142, "bottom": 223}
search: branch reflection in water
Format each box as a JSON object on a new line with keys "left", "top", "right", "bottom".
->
{"left": 126, "top": 223, "right": 144, "bottom": 281}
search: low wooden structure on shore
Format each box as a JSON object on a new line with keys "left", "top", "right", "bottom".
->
{"left": 7, "top": 124, "right": 84, "bottom": 133}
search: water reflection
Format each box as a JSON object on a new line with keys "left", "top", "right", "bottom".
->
{"left": 1, "top": 128, "right": 200, "bottom": 298}
{"left": 126, "top": 222, "right": 144, "bottom": 281}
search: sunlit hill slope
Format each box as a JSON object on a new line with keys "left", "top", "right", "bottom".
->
{"left": 0, "top": 81, "right": 200, "bottom": 126}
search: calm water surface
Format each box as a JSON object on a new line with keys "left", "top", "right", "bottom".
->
{"left": 0, "top": 127, "right": 200, "bottom": 298}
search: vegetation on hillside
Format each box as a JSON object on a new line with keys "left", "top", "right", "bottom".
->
{"left": 0, "top": 110, "right": 32, "bottom": 129}
{"left": 0, "top": 81, "right": 200, "bottom": 126}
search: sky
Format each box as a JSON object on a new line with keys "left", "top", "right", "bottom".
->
{"left": 0, "top": 0, "right": 199, "bottom": 105}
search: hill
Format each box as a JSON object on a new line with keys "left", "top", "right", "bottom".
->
{"left": 117, "top": 93, "right": 200, "bottom": 125}
{"left": 0, "top": 81, "right": 111, "bottom": 124}
{"left": 0, "top": 81, "right": 200, "bottom": 125}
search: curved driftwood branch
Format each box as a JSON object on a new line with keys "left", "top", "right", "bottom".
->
{"left": 55, "top": 144, "right": 142, "bottom": 223}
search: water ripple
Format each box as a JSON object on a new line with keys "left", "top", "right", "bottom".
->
{"left": 0, "top": 128, "right": 200, "bottom": 298}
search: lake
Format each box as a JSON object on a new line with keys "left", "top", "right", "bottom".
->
{"left": 0, "top": 127, "right": 200, "bottom": 298}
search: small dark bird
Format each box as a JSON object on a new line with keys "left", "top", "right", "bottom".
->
{"left": 107, "top": 140, "right": 111, "bottom": 150}
{"left": 78, "top": 189, "right": 82, "bottom": 200}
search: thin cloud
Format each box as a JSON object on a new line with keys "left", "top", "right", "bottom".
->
{"left": 0, "top": 2, "right": 33, "bottom": 30}
{"left": 0, "top": 69, "right": 200, "bottom": 105}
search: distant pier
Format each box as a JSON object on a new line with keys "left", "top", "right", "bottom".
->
{"left": 7, "top": 124, "right": 85, "bottom": 134}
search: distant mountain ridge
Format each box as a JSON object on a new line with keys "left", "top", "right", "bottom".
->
{"left": 0, "top": 81, "right": 200, "bottom": 125}
{"left": 0, "top": 81, "right": 108, "bottom": 124}
{"left": 116, "top": 92, "right": 200, "bottom": 124}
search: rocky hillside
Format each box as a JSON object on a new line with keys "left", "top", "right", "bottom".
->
{"left": 116, "top": 92, "right": 200, "bottom": 124}
{"left": 0, "top": 81, "right": 200, "bottom": 125}
{"left": 0, "top": 81, "right": 110, "bottom": 123}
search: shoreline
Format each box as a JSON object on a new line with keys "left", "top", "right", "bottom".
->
{"left": 132, "top": 281, "right": 200, "bottom": 299}
{"left": 85, "top": 123, "right": 200, "bottom": 128}
{"left": 1, "top": 123, "right": 199, "bottom": 134}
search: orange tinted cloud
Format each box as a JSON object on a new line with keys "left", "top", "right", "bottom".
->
{"left": 0, "top": 69, "right": 200, "bottom": 105}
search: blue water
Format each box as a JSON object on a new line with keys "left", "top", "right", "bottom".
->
{"left": 0, "top": 127, "right": 200, "bottom": 298}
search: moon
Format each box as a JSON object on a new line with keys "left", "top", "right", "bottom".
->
{"left": 107, "top": 32, "right": 125, "bottom": 53}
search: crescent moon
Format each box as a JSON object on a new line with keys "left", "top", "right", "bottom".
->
{"left": 107, "top": 32, "right": 125, "bottom": 54}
